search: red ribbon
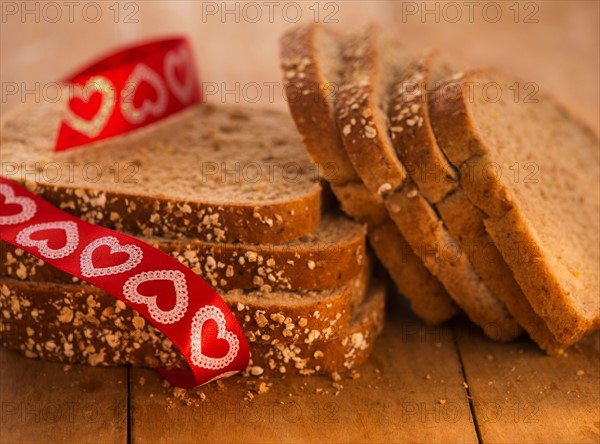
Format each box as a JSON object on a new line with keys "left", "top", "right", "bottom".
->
{"left": 0, "top": 177, "right": 250, "bottom": 388}
{"left": 56, "top": 36, "right": 201, "bottom": 151}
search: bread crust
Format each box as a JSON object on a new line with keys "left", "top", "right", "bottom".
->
{"left": 13, "top": 179, "right": 321, "bottom": 245}
{"left": 336, "top": 26, "right": 407, "bottom": 195}
{"left": 388, "top": 50, "right": 459, "bottom": 203}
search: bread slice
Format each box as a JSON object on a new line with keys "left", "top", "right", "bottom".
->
{"left": 0, "top": 278, "right": 385, "bottom": 376}
{"left": 336, "top": 25, "right": 410, "bottom": 194}
{"left": 0, "top": 253, "right": 370, "bottom": 351}
{"left": 280, "top": 24, "right": 358, "bottom": 185}
{"left": 280, "top": 24, "right": 458, "bottom": 325}
{"left": 335, "top": 25, "right": 521, "bottom": 340}
{"left": 0, "top": 212, "right": 366, "bottom": 292}
{"left": 429, "top": 69, "right": 600, "bottom": 344}
{"left": 437, "top": 190, "right": 567, "bottom": 354}
{"left": 0, "top": 102, "right": 321, "bottom": 244}
{"left": 388, "top": 50, "right": 461, "bottom": 203}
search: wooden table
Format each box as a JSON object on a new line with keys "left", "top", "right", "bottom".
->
{"left": 2, "top": 294, "right": 598, "bottom": 443}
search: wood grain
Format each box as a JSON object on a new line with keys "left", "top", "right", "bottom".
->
{"left": 455, "top": 322, "right": 600, "bottom": 443}
{"left": 0, "top": 347, "right": 128, "bottom": 444}
{"left": 129, "top": 296, "right": 478, "bottom": 444}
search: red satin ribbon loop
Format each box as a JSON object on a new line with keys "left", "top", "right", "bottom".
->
{"left": 56, "top": 36, "right": 201, "bottom": 151}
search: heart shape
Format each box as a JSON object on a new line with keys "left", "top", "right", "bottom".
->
{"left": 164, "top": 47, "right": 195, "bottom": 104}
{"left": 80, "top": 236, "right": 143, "bottom": 277}
{"left": 123, "top": 270, "right": 189, "bottom": 324}
{"left": 64, "top": 76, "right": 115, "bottom": 138}
{"left": 16, "top": 221, "right": 79, "bottom": 259}
{"left": 190, "top": 305, "right": 240, "bottom": 370}
{"left": 0, "top": 183, "right": 37, "bottom": 226}
{"left": 121, "top": 63, "right": 168, "bottom": 125}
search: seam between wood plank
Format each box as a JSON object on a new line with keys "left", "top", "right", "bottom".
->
{"left": 452, "top": 326, "right": 484, "bottom": 444}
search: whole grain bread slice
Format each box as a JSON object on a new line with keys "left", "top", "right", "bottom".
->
{"left": 0, "top": 278, "right": 385, "bottom": 376}
{"left": 280, "top": 23, "right": 458, "bottom": 325}
{"left": 0, "top": 212, "right": 366, "bottom": 292}
{"left": 429, "top": 69, "right": 600, "bottom": 344}
{"left": 335, "top": 25, "right": 410, "bottom": 195}
{"left": 335, "top": 25, "right": 521, "bottom": 340}
{"left": 0, "top": 102, "right": 321, "bottom": 244}
{"left": 0, "top": 255, "right": 369, "bottom": 349}
{"left": 280, "top": 24, "right": 358, "bottom": 185}
{"left": 388, "top": 50, "right": 461, "bottom": 203}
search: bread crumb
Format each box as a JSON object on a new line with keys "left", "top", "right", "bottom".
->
{"left": 257, "top": 381, "right": 269, "bottom": 394}
{"left": 364, "top": 125, "right": 377, "bottom": 138}
{"left": 576, "top": 370, "right": 585, "bottom": 376}
{"left": 307, "top": 260, "right": 316, "bottom": 270}
{"left": 439, "top": 399, "right": 446, "bottom": 405}
{"left": 377, "top": 183, "right": 392, "bottom": 195}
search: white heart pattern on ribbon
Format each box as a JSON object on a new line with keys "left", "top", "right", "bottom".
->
{"left": 0, "top": 184, "right": 37, "bottom": 226}
{"left": 191, "top": 305, "right": 240, "bottom": 370}
{"left": 80, "top": 236, "right": 143, "bottom": 277}
{"left": 123, "top": 270, "right": 189, "bottom": 324}
{"left": 16, "top": 221, "right": 79, "bottom": 259}
{"left": 121, "top": 63, "right": 168, "bottom": 125}
{"left": 64, "top": 76, "right": 115, "bottom": 138}
{"left": 164, "top": 46, "right": 195, "bottom": 104}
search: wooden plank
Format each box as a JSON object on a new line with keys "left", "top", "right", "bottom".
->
{"left": 0, "top": 347, "right": 128, "bottom": 444}
{"left": 455, "top": 322, "right": 600, "bottom": 443}
{"left": 129, "top": 296, "right": 477, "bottom": 443}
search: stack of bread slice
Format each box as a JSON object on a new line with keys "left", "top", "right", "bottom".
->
{"left": 0, "top": 101, "right": 385, "bottom": 376}
{"left": 280, "top": 23, "right": 599, "bottom": 354}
